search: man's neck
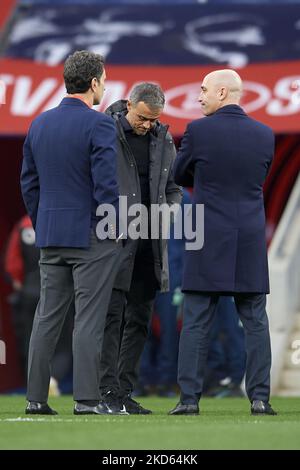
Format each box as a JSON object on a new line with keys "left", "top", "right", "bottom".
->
{"left": 219, "top": 100, "right": 240, "bottom": 109}
{"left": 66, "top": 94, "right": 93, "bottom": 108}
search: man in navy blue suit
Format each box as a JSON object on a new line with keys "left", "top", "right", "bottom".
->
{"left": 169, "top": 69, "right": 277, "bottom": 416}
{"left": 21, "top": 51, "right": 123, "bottom": 416}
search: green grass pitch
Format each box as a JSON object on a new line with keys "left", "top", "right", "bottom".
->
{"left": 0, "top": 396, "right": 300, "bottom": 450}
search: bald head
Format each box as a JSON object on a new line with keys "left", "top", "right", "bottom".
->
{"left": 199, "top": 69, "right": 243, "bottom": 116}
{"left": 205, "top": 69, "right": 242, "bottom": 96}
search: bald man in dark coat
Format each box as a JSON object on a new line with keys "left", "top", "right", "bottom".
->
{"left": 169, "top": 69, "right": 277, "bottom": 416}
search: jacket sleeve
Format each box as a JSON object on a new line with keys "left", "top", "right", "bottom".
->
{"left": 173, "top": 123, "right": 195, "bottom": 187}
{"left": 20, "top": 128, "right": 40, "bottom": 229}
{"left": 165, "top": 136, "right": 183, "bottom": 206}
{"left": 90, "top": 115, "right": 120, "bottom": 212}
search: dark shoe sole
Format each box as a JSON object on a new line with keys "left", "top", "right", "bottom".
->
{"left": 25, "top": 410, "right": 58, "bottom": 415}
{"left": 168, "top": 408, "right": 199, "bottom": 415}
{"left": 74, "top": 409, "right": 128, "bottom": 416}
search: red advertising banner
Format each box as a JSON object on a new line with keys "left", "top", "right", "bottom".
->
{"left": 0, "top": 58, "right": 300, "bottom": 136}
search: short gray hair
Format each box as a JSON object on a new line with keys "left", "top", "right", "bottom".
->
{"left": 129, "top": 82, "right": 165, "bottom": 109}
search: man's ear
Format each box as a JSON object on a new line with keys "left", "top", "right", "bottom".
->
{"left": 91, "top": 77, "right": 97, "bottom": 92}
{"left": 219, "top": 86, "right": 227, "bottom": 101}
{"left": 127, "top": 100, "right": 132, "bottom": 113}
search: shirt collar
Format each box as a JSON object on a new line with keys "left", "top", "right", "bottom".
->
{"left": 120, "top": 114, "right": 133, "bottom": 133}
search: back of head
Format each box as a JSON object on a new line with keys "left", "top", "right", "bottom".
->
{"left": 199, "top": 69, "right": 243, "bottom": 116}
{"left": 63, "top": 50, "right": 104, "bottom": 94}
{"left": 210, "top": 69, "right": 242, "bottom": 101}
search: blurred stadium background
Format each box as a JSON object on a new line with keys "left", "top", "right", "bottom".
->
{"left": 0, "top": 0, "right": 299, "bottom": 402}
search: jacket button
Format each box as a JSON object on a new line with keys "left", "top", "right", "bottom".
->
{"left": 159, "top": 195, "right": 163, "bottom": 199}
{"left": 164, "top": 168, "right": 167, "bottom": 171}
{"left": 133, "top": 193, "right": 136, "bottom": 196}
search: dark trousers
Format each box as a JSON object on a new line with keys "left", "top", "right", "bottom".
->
{"left": 204, "top": 296, "right": 246, "bottom": 388}
{"left": 9, "top": 292, "right": 38, "bottom": 380}
{"left": 26, "top": 233, "right": 121, "bottom": 402}
{"left": 10, "top": 291, "right": 73, "bottom": 385}
{"left": 178, "top": 292, "right": 271, "bottom": 404}
{"left": 139, "top": 267, "right": 181, "bottom": 386}
{"left": 100, "top": 239, "right": 158, "bottom": 397}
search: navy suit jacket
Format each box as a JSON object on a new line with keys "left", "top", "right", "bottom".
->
{"left": 174, "top": 105, "right": 274, "bottom": 293}
{"left": 21, "top": 97, "right": 119, "bottom": 248}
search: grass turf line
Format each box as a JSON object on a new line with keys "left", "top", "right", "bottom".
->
{"left": 0, "top": 396, "right": 300, "bottom": 450}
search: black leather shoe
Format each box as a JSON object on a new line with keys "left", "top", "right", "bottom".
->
{"left": 251, "top": 400, "right": 277, "bottom": 416}
{"left": 25, "top": 401, "right": 58, "bottom": 415}
{"left": 122, "top": 395, "right": 152, "bottom": 414}
{"left": 74, "top": 401, "right": 111, "bottom": 415}
{"left": 168, "top": 402, "right": 199, "bottom": 415}
{"left": 102, "top": 391, "right": 129, "bottom": 415}
{"left": 74, "top": 401, "right": 125, "bottom": 415}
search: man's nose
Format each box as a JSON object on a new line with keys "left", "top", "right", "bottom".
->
{"left": 143, "top": 121, "right": 151, "bottom": 129}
